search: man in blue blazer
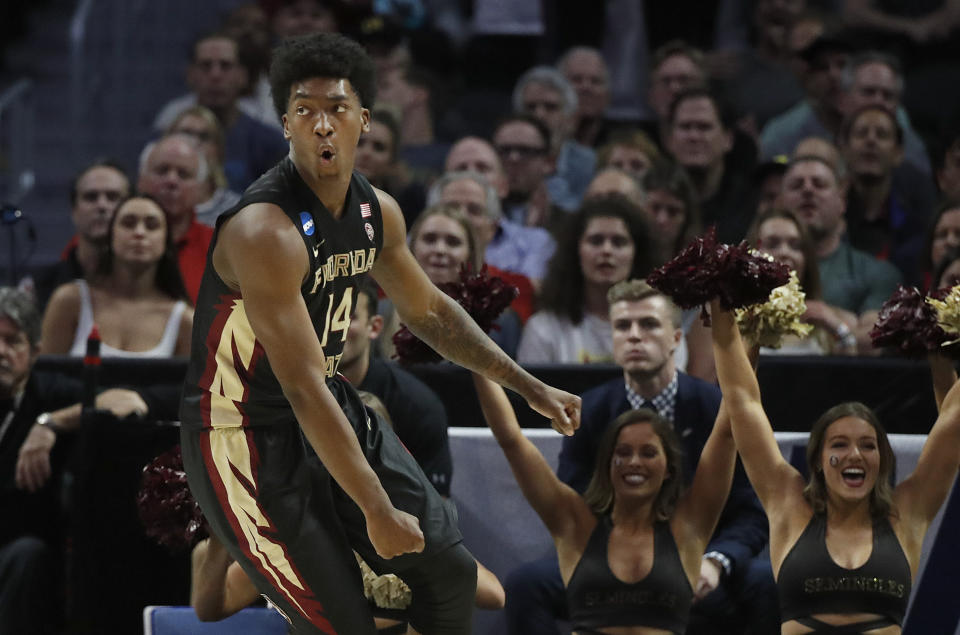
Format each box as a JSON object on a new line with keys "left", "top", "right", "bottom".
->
{"left": 504, "top": 280, "right": 778, "bottom": 634}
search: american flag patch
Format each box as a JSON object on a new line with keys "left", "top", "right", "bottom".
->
{"left": 360, "top": 202, "right": 372, "bottom": 217}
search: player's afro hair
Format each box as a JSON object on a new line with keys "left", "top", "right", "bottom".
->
{"left": 269, "top": 32, "right": 376, "bottom": 119}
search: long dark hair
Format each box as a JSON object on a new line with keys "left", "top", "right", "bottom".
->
{"left": 584, "top": 409, "right": 685, "bottom": 521}
{"left": 803, "top": 402, "right": 896, "bottom": 519}
{"left": 407, "top": 203, "right": 483, "bottom": 272}
{"left": 922, "top": 198, "right": 960, "bottom": 278}
{"left": 747, "top": 208, "right": 822, "bottom": 300}
{"left": 538, "top": 194, "right": 655, "bottom": 323}
{"left": 642, "top": 159, "right": 702, "bottom": 258}
{"left": 98, "top": 194, "right": 188, "bottom": 301}
{"left": 933, "top": 245, "right": 960, "bottom": 290}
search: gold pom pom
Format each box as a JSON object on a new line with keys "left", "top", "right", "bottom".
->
{"left": 355, "top": 553, "right": 412, "bottom": 610}
{"left": 735, "top": 270, "right": 813, "bottom": 348}
{"left": 927, "top": 285, "right": 960, "bottom": 345}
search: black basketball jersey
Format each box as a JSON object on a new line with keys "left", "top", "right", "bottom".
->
{"left": 180, "top": 157, "right": 384, "bottom": 430}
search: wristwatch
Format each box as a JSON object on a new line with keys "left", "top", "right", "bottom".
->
{"left": 834, "top": 323, "right": 857, "bottom": 349}
{"left": 35, "top": 412, "right": 60, "bottom": 434}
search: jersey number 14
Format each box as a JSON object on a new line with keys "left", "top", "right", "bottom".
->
{"left": 319, "top": 287, "right": 354, "bottom": 347}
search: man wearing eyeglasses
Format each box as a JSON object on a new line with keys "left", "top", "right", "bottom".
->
{"left": 492, "top": 114, "right": 556, "bottom": 228}
{"left": 512, "top": 66, "right": 597, "bottom": 217}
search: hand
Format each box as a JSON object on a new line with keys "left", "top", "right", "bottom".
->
{"left": 527, "top": 385, "right": 581, "bottom": 436}
{"left": 195, "top": 535, "right": 234, "bottom": 571}
{"left": 15, "top": 423, "right": 57, "bottom": 492}
{"left": 365, "top": 506, "right": 425, "bottom": 559}
{"left": 95, "top": 388, "right": 149, "bottom": 418}
{"left": 694, "top": 557, "right": 723, "bottom": 601}
{"left": 203, "top": 534, "right": 231, "bottom": 560}
{"left": 803, "top": 300, "right": 842, "bottom": 332}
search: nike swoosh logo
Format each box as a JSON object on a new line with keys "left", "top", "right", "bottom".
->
{"left": 313, "top": 239, "right": 325, "bottom": 258}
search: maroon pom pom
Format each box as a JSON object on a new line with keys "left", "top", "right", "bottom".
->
{"left": 136, "top": 445, "right": 208, "bottom": 554}
{"left": 393, "top": 264, "right": 519, "bottom": 365}
{"left": 870, "top": 285, "right": 957, "bottom": 358}
{"left": 646, "top": 227, "right": 791, "bottom": 313}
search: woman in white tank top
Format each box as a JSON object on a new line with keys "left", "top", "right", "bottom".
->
{"left": 40, "top": 195, "right": 193, "bottom": 358}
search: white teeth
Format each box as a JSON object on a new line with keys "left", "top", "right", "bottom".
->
{"left": 623, "top": 474, "right": 647, "bottom": 485}
{"left": 842, "top": 468, "right": 865, "bottom": 475}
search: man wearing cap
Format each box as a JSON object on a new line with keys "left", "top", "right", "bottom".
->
{"left": 760, "top": 27, "right": 853, "bottom": 162}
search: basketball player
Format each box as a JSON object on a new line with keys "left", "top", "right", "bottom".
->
{"left": 179, "top": 32, "right": 580, "bottom": 634}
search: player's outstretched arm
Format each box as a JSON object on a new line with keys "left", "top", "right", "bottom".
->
{"left": 370, "top": 190, "right": 580, "bottom": 435}
{"left": 216, "top": 203, "right": 423, "bottom": 559}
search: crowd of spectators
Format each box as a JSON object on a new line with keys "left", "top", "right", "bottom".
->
{"left": 4, "top": 0, "right": 960, "bottom": 632}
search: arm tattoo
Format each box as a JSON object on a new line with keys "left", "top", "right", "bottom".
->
{"left": 405, "top": 294, "right": 526, "bottom": 390}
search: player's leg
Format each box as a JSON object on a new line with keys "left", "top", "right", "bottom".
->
{"left": 182, "top": 425, "right": 378, "bottom": 634}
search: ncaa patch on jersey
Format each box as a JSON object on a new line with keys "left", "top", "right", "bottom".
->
{"left": 299, "top": 211, "right": 315, "bottom": 236}
{"left": 364, "top": 222, "right": 375, "bottom": 242}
